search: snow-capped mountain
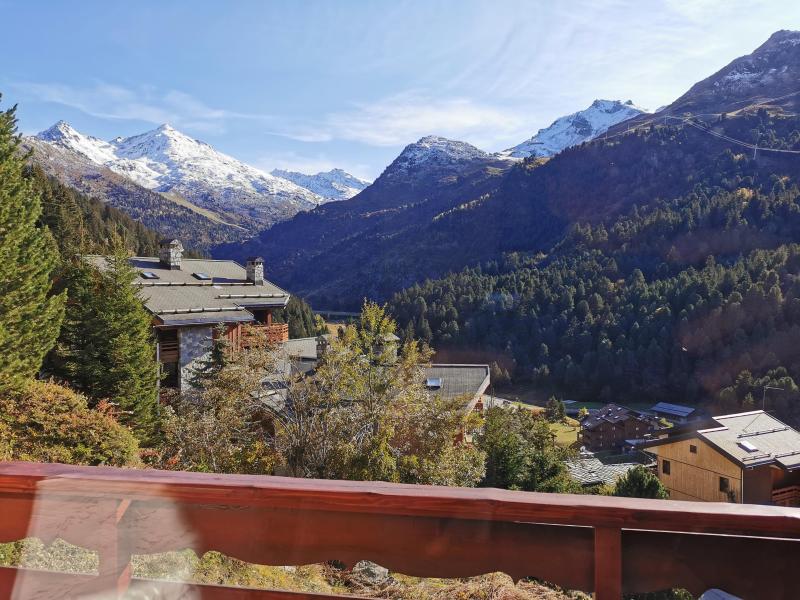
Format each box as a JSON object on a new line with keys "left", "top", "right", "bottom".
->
{"left": 271, "top": 168, "right": 370, "bottom": 202}
{"left": 381, "top": 135, "right": 504, "bottom": 183}
{"left": 35, "top": 121, "right": 323, "bottom": 228}
{"left": 499, "top": 99, "right": 648, "bottom": 159}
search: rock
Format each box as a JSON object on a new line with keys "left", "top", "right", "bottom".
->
{"left": 351, "top": 560, "right": 389, "bottom": 585}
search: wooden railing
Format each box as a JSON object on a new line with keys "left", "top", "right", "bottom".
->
{"left": 0, "top": 462, "right": 798, "bottom": 599}
{"left": 773, "top": 485, "right": 800, "bottom": 507}
{"left": 158, "top": 340, "right": 179, "bottom": 363}
{"left": 244, "top": 323, "right": 290, "bottom": 345}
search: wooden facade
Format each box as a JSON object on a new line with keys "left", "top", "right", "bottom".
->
{"left": 0, "top": 461, "right": 798, "bottom": 599}
{"left": 649, "top": 438, "right": 744, "bottom": 503}
{"left": 579, "top": 405, "right": 657, "bottom": 451}
{"left": 648, "top": 437, "right": 791, "bottom": 504}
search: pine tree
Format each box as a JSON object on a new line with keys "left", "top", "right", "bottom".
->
{"left": 54, "top": 244, "right": 160, "bottom": 442}
{"left": 0, "top": 100, "right": 65, "bottom": 390}
{"left": 188, "top": 323, "right": 230, "bottom": 390}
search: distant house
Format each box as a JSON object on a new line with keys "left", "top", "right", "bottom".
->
{"left": 423, "top": 364, "right": 491, "bottom": 412}
{"left": 87, "top": 239, "right": 290, "bottom": 390}
{"left": 643, "top": 410, "right": 800, "bottom": 505}
{"left": 650, "top": 402, "right": 697, "bottom": 424}
{"left": 578, "top": 404, "right": 659, "bottom": 451}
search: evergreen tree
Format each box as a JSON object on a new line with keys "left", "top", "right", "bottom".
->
{"left": 188, "top": 323, "right": 230, "bottom": 390}
{"left": 0, "top": 100, "right": 65, "bottom": 390}
{"left": 545, "top": 396, "right": 566, "bottom": 422}
{"left": 612, "top": 465, "right": 669, "bottom": 499}
{"left": 54, "top": 245, "right": 160, "bottom": 442}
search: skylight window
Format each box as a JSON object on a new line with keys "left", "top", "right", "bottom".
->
{"left": 193, "top": 272, "right": 212, "bottom": 280}
{"left": 426, "top": 377, "right": 442, "bottom": 389}
{"left": 739, "top": 440, "right": 759, "bottom": 452}
{"left": 141, "top": 271, "right": 160, "bottom": 280}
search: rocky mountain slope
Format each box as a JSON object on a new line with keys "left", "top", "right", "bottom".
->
{"left": 212, "top": 135, "right": 514, "bottom": 297}
{"left": 610, "top": 29, "right": 800, "bottom": 133}
{"left": 498, "top": 99, "right": 647, "bottom": 159}
{"left": 271, "top": 168, "right": 370, "bottom": 202}
{"left": 212, "top": 31, "right": 800, "bottom": 308}
{"left": 25, "top": 136, "right": 246, "bottom": 248}
{"left": 34, "top": 121, "right": 322, "bottom": 231}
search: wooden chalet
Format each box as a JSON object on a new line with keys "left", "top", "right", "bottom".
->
{"left": 578, "top": 403, "right": 659, "bottom": 451}
{"left": 643, "top": 410, "right": 800, "bottom": 506}
{"left": 87, "top": 239, "right": 290, "bottom": 391}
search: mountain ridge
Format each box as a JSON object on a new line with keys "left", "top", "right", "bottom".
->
{"left": 498, "top": 99, "right": 647, "bottom": 159}
{"left": 34, "top": 121, "right": 323, "bottom": 230}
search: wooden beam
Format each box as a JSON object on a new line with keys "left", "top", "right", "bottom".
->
{"left": 594, "top": 527, "right": 621, "bottom": 600}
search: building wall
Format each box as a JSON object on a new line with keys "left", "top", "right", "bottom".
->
{"left": 178, "top": 326, "right": 214, "bottom": 390}
{"left": 649, "top": 438, "right": 742, "bottom": 503}
{"left": 743, "top": 467, "right": 775, "bottom": 505}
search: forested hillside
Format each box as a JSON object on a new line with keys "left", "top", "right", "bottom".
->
{"left": 29, "top": 166, "right": 161, "bottom": 256}
{"left": 391, "top": 167, "right": 800, "bottom": 423}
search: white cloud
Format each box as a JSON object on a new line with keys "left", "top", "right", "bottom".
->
{"left": 322, "top": 92, "right": 530, "bottom": 150}
{"left": 11, "top": 80, "right": 279, "bottom": 134}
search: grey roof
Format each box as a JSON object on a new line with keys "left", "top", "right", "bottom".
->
{"left": 424, "top": 364, "right": 490, "bottom": 410}
{"left": 581, "top": 403, "right": 653, "bottom": 430}
{"left": 651, "top": 402, "right": 696, "bottom": 418}
{"left": 698, "top": 411, "right": 800, "bottom": 471}
{"left": 566, "top": 457, "right": 644, "bottom": 487}
{"left": 85, "top": 255, "right": 290, "bottom": 325}
{"left": 284, "top": 336, "right": 322, "bottom": 360}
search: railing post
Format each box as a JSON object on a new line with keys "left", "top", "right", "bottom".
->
{"left": 98, "top": 498, "right": 132, "bottom": 599}
{"left": 594, "top": 526, "right": 621, "bottom": 600}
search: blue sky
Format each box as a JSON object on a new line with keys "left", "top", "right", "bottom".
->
{"left": 2, "top": 0, "right": 799, "bottom": 179}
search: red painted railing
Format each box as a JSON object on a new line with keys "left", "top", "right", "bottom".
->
{"left": 0, "top": 461, "right": 798, "bottom": 599}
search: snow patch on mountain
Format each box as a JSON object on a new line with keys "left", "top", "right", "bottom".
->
{"left": 35, "top": 122, "right": 323, "bottom": 227}
{"left": 498, "top": 100, "right": 648, "bottom": 159}
{"left": 271, "top": 168, "right": 370, "bottom": 202}
{"left": 382, "top": 135, "right": 493, "bottom": 180}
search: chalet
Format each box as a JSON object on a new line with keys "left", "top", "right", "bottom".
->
{"left": 650, "top": 401, "right": 698, "bottom": 424}
{"left": 87, "top": 239, "right": 290, "bottom": 390}
{"left": 643, "top": 410, "right": 800, "bottom": 506}
{"left": 578, "top": 403, "right": 659, "bottom": 451}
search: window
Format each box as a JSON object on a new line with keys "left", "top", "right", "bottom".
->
{"left": 193, "top": 272, "right": 211, "bottom": 280}
{"left": 425, "top": 377, "right": 442, "bottom": 389}
{"left": 719, "top": 477, "right": 729, "bottom": 492}
{"left": 689, "top": 444, "right": 697, "bottom": 454}
{"left": 141, "top": 271, "right": 160, "bottom": 279}
{"left": 662, "top": 459, "right": 671, "bottom": 475}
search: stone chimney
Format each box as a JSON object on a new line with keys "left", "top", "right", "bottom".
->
{"left": 159, "top": 239, "right": 183, "bottom": 270}
{"left": 246, "top": 256, "right": 264, "bottom": 285}
{"left": 316, "top": 335, "right": 329, "bottom": 360}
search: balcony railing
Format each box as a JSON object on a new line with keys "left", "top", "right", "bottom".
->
{"left": 0, "top": 461, "right": 798, "bottom": 599}
{"left": 243, "top": 323, "right": 290, "bottom": 346}
{"left": 773, "top": 485, "right": 800, "bottom": 507}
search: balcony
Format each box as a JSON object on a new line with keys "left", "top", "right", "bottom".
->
{"left": 244, "top": 323, "right": 290, "bottom": 346}
{"left": 0, "top": 461, "right": 797, "bottom": 599}
{"left": 773, "top": 485, "right": 800, "bottom": 507}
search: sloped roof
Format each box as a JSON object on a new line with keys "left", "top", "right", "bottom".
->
{"left": 85, "top": 255, "right": 290, "bottom": 325}
{"left": 424, "top": 364, "right": 490, "bottom": 411}
{"left": 644, "top": 410, "right": 800, "bottom": 471}
{"left": 699, "top": 411, "right": 800, "bottom": 471}
{"left": 581, "top": 403, "right": 653, "bottom": 430}
{"left": 651, "top": 402, "right": 696, "bottom": 418}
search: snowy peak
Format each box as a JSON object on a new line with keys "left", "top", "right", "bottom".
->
{"left": 387, "top": 135, "right": 489, "bottom": 175}
{"left": 34, "top": 121, "right": 323, "bottom": 228}
{"left": 271, "top": 168, "right": 370, "bottom": 202}
{"left": 36, "top": 120, "right": 119, "bottom": 164}
{"left": 499, "top": 99, "right": 648, "bottom": 159}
